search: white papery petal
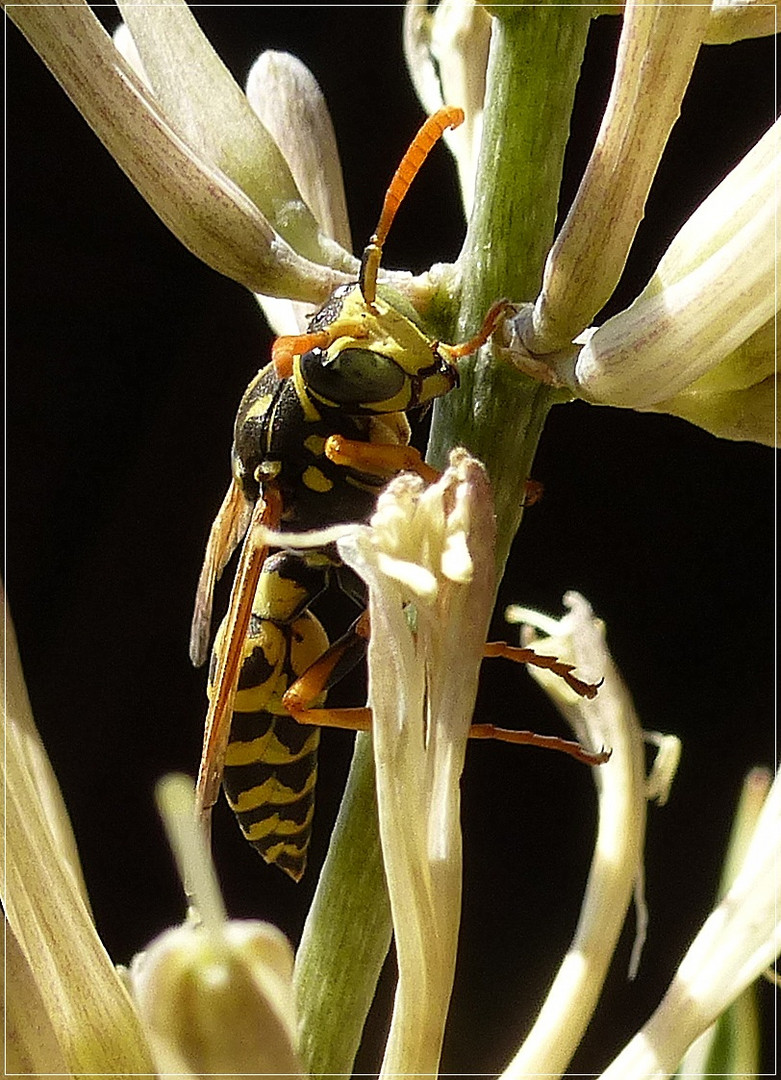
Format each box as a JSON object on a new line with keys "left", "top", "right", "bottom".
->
{"left": 600, "top": 767, "right": 781, "bottom": 1080}
{"left": 502, "top": 593, "right": 648, "bottom": 1079}
{"left": 338, "top": 450, "right": 496, "bottom": 1079}
{"left": 528, "top": 2, "right": 712, "bottom": 352}
{"left": 245, "top": 50, "right": 356, "bottom": 335}
{"left": 574, "top": 119, "right": 779, "bottom": 408}
{"left": 9, "top": 0, "right": 351, "bottom": 301}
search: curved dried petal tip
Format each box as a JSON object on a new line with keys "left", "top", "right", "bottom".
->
{"left": 600, "top": 765, "right": 781, "bottom": 1080}
{"left": 130, "top": 774, "right": 303, "bottom": 1079}
{"left": 529, "top": 2, "right": 712, "bottom": 353}
{"left": 501, "top": 592, "right": 650, "bottom": 1078}
{"left": 247, "top": 51, "right": 351, "bottom": 253}
{"left": 529, "top": 118, "right": 779, "bottom": 447}
{"left": 403, "top": 0, "right": 491, "bottom": 215}
{"left": 643, "top": 732, "right": 682, "bottom": 806}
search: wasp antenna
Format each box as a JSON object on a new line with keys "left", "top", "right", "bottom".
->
{"left": 360, "top": 106, "right": 465, "bottom": 304}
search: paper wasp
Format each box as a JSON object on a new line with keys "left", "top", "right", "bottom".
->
{"left": 192, "top": 107, "right": 606, "bottom": 880}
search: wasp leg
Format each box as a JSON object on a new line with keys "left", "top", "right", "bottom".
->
{"left": 279, "top": 603, "right": 608, "bottom": 771}
{"left": 281, "top": 611, "right": 373, "bottom": 735}
{"left": 282, "top": 611, "right": 370, "bottom": 715}
{"left": 484, "top": 641, "right": 602, "bottom": 699}
{"left": 521, "top": 478, "right": 544, "bottom": 507}
{"left": 284, "top": 707, "right": 609, "bottom": 765}
{"left": 283, "top": 613, "right": 378, "bottom": 738}
{"left": 272, "top": 322, "right": 371, "bottom": 378}
{"left": 272, "top": 331, "right": 333, "bottom": 378}
{"left": 438, "top": 298, "right": 515, "bottom": 361}
{"left": 480, "top": 640, "right": 609, "bottom": 765}
{"left": 324, "top": 434, "right": 441, "bottom": 484}
{"left": 289, "top": 706, "right": 374, "bottom": 732}
{"left": 283, "top": 616, "right": 608, "bottom": 764}
{"left": 469, "top": 724, "right": 611, "bottom": 765}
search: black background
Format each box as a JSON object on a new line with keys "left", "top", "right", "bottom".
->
{"left": 5, "top": 6, "right": 777, "bottom": 1076}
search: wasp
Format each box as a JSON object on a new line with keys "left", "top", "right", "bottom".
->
{"left": 192, "top": 107, "right": 606, "bottom": 880}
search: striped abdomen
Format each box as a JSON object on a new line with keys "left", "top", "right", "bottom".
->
{"left": 210, "top": 597, "right": 328, "bottom": 881}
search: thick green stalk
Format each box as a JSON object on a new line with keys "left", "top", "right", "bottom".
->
{"left": 430, "top": 6, "right": 592, "bottom": 570}
{"left": 295, "top": 8, "right": 591, "bottom": 1074}
{"left": 294, "top": 734, "right": 392, "bottom": 1078}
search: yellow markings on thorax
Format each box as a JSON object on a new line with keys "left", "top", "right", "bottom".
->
{"left": 304, "top": 433, "right": 327, "bottom": 456}
{"left": 302, "top": 465, "right": 334, "bottom": 493}
{"left": 242, "top": 391, "right": 274, "bottom": 423}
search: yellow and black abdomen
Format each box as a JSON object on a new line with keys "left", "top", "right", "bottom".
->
{"left": 209, "top": 565, "right": 329, "bottom": 881}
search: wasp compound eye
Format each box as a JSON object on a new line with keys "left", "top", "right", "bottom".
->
{"left": 300, "top": 346, "right": 406, "bottom": 408}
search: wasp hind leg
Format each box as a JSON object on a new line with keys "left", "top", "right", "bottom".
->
{"left": 282, "top": 611, "right": 373, "bottom": 733}
{"left": 477, "top": 641, "right": 610, "bottom": 765}
{"left": 282, "top": 618, "right": 609, "bottom": 766}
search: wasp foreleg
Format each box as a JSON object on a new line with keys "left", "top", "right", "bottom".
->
{"left": 324, "top": 434, "right": 441, "bottom": 484}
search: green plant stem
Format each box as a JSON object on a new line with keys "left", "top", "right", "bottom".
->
{"left": 294, "top": 733, "right": 392, "bottom": 1078}
{"left": 295, "top": 8, "right": 592, "bottom": 1075}
{"left": 430, "top": 6, "right": 592, "bottom": 570}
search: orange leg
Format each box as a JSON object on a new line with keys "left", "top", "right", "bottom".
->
{"left": 469, "top": 725, "right": 610, "bottom": 765}
{"left": 272, "top": 331, "right": 332, "bottom": 378}
{"left": 484, "top": 641, "right": 601, "bottom": 700}
{"left": 522, "top": 479, "right": 544, "bottom": 507}
{"left": 439, "top": 299, "right": 515, "bottom": 362}
{"left": 283, "top": 616, "right": 373, "bottom": 733}
{"left": 282, "top": 621, "right": 608, "bottom": 768}
{"left": 287, "top": 707, "right": 608, "bottom": 766}
{"left": 325, "top": 434, "right": 441, "bottom": 484}
{"left": 272, "top": 322, "right": 371, "bottom": 377}
{"left": 282, "top": 611, "right": 371, "bottom": 715}
{"left": 289, "top": 705, "right": 374, "bottom": 731}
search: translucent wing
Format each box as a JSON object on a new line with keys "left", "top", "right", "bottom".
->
{"left": 195, "top": 487, "right": 282, "bottom": 833}
{"left": 190, "top": 479, "right": 254, "bottom": 667}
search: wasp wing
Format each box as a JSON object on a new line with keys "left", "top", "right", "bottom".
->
{"left": 190, "top": 479, "right": 254, "bottom": 668}
{"left": 195, "top": 487, "right": 282, "bottom": 834}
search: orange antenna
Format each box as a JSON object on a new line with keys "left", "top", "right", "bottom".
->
{"left": 360, "top": 106, "right": 465, "bottom": 305}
